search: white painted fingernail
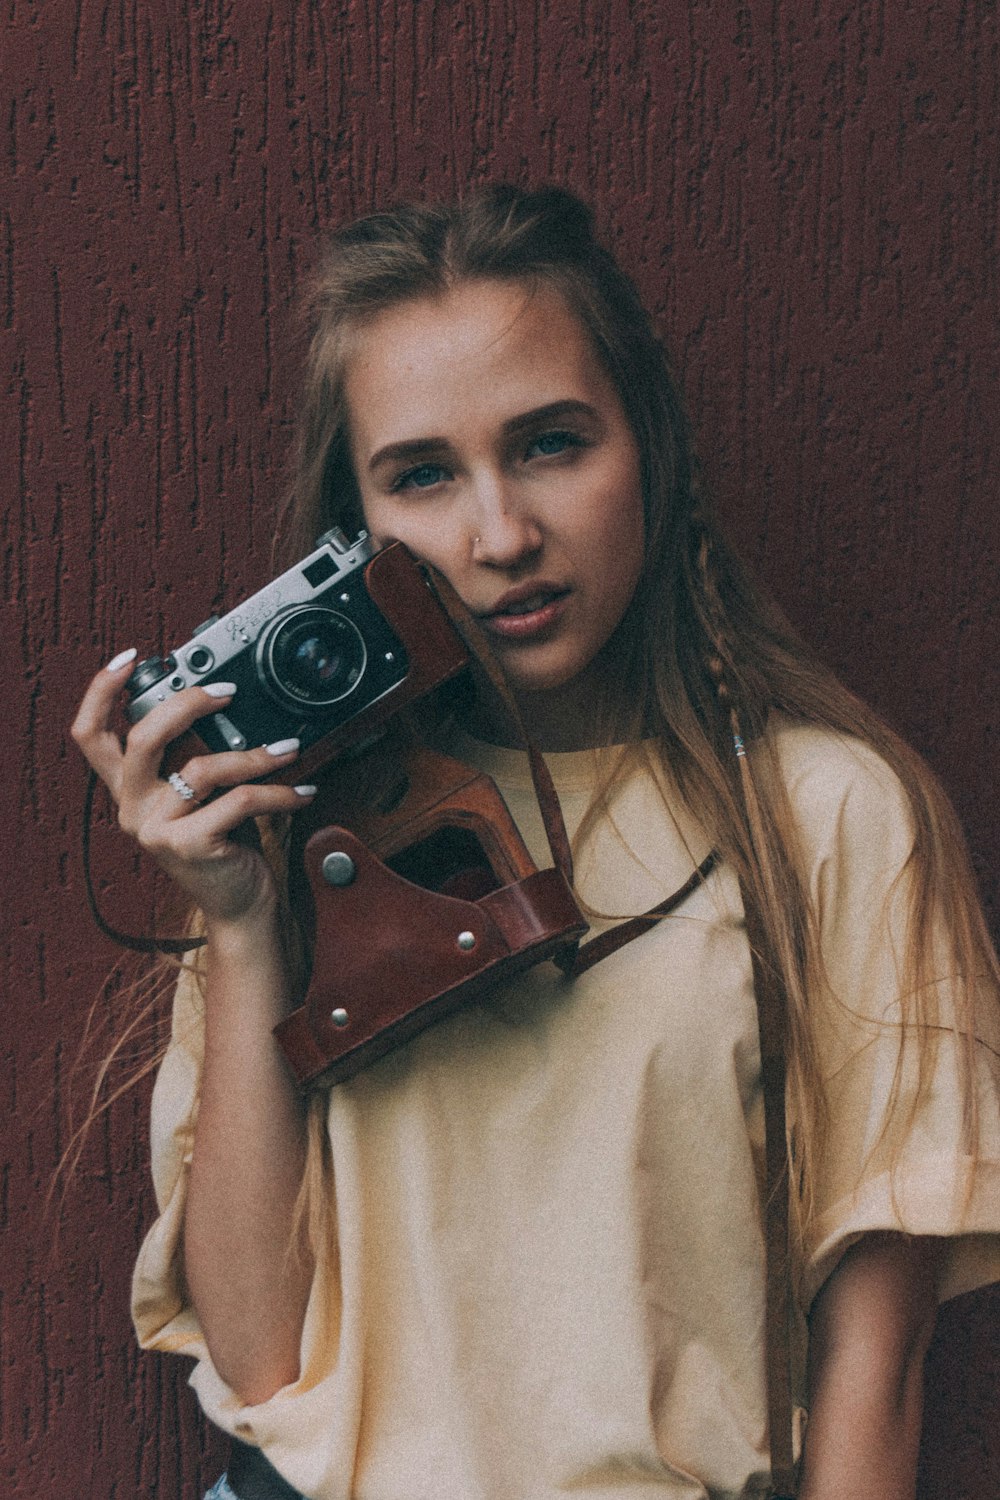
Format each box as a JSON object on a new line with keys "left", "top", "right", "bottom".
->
{"left": 202, "top": 682, "right": 237, "bottom": 698}
{"left": 106, "top": 648, "right": 138, "bottom": 673}
{"left": 293, "top": 785, "right": 318, "bottom": 797}
{"left": 266, "top": 738, "right": 300, "bottom": 757}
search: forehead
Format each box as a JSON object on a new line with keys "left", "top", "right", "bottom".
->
{"left": 344, "top": 280, "right": 617, "bottom": 444}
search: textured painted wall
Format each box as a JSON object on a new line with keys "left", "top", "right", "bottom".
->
{"left": 3, "top": 2, "right": 997, "bottom": 1496}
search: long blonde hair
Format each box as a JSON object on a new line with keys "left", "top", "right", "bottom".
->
{"left": 276, "top": 183, "right": 998, "bottom": 1233}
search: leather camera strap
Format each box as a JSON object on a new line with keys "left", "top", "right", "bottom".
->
{"left": 422, "top": 566, "right": 577, "bottom": 883}
{"left": 740, "top": 875, "right": 797, "bottom": 1498}
{"left": 557, "top": 849, "right": 719, "bottom": 976}
{"left": 82, "top": 768, "right": 206, "bottom": 953}
{"left": 423, "top": 567, "right": 728, "bottom": 968}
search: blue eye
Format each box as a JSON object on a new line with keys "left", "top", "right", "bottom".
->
{"left": 527, "top": 430, "right": 581, "bottom": 458}
{"left": 393, "top": 463, "right": 448, "bottom": 491}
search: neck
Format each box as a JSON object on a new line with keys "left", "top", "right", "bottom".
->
{"left": 465, "top": 644, "right": 648, "bottom": 753}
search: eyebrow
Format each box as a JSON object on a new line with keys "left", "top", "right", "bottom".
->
{"left": 366, "top": 399, "right": 601, "bottom": 473}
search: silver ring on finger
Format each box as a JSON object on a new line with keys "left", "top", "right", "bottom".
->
{"left": 167, "top": 770, "right": 200, "bottom": 803}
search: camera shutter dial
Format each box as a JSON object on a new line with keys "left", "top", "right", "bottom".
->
{"left": 125, "top": 656, "right": 172, "bottom": 696}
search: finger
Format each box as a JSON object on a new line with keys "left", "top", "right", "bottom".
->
{"left": 160, "top": 781, "right": 318, "bottom": 852}
{"left": 162, "top": 739, "right": 304, "bottom": 811}
{"left": 70, "top": 648, "right": 140, "bottom": 790}
{"left": 120, "top": 682, "right": 239, "bottom": 793}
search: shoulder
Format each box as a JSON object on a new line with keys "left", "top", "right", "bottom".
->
{"left": 769, "top": 716, "right": 909, "bottom": 821}
{"left": 766, "top": 717, "right": 917, "bottom": 897}
{"left": 768, "top": 716, "right": 913, "bottom": 836}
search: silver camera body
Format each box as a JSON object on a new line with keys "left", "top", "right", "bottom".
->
{"left": 125, "top": 528, "right": 409, "bottom": 756}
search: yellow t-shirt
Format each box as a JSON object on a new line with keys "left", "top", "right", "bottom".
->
{"left": 132, "top": 722, "right": 1000, "bottom": 1500}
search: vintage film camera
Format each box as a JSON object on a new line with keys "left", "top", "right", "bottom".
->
{"left": 123, "top": 532, "right": 586, "bottom": 1089}
{"left": 125, "top": 529, "right": 414, "bottom": 768}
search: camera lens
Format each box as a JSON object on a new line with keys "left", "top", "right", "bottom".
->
{"left": 258, "top": 607, "right": 367, "bottom": 709}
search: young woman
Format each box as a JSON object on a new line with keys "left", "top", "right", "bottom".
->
{"left": 72, "top": 186, "right": 1000, "bottom": 1500}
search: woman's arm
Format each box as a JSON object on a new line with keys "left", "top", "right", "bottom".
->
{"left": 799, "top": 1231, "right": 940, "bottom": 1500}
{"left": 72, "top": 660, "right": 317, "bottom": 1405}
{"left": 183, "top": 898, "right": 313, "bottom": 1406}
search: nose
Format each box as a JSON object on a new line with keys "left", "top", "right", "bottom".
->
{"left": 470, "top": 475, "right": 543, "bottom": 568}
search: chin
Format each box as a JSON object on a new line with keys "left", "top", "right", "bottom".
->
{"left": 505, "top": 661, "right": 585, "bottom": 697}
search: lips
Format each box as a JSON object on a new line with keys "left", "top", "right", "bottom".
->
{"left": 478, "top": 583, "right": 570, "bottom": 641}
{"left": 482, "top": 582, "right": 568, "bottom": 616}
{"left": 496, "top": 590, "right": 560, "bottom": 616}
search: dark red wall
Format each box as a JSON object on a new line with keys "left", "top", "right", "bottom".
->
{"left": 3, "top": 3, "right": 998, "bottom": 1496}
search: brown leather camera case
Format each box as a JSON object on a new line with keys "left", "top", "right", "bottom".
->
{"left": 274, "top": 735, "right": 587, "bottom": 1088}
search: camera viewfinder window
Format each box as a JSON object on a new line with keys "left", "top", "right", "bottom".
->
{"left": 303, "top": 554, "right": 339, "bottom": 587}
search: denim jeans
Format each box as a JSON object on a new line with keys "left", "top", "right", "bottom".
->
{"left": 204, "top": 1477, "right": 239, "bottom": 1500}
{"left": 203, "top": 1465, "right": 307, "bottom": 1499}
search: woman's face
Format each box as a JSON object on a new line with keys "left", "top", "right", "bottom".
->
{"left": 344, "top": 278, "right": 645, "bottom": 745}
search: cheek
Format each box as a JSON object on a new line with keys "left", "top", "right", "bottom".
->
{"left": 358, "top": 489, "right": 388, "bottom": 547}
{"left": 361, "top": 500, "right": 463, "bottom": 578}
{"left": 360, "top": 494, "right": 414, "bottom": 556}
{"left": 609, "top": 542, "right": 643, "bottom": 629}
{"left": 603, "top": 478, "right": 646, "bottom": 617}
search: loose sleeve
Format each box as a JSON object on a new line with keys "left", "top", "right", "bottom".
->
{"left": 779, "top": 728, "right": 1000, "bottom": 1311}
{"left": 130, "top": 959, "right": 208, "bottom": 1359}
{"left": 129, "top": 961, "right": 345, "bottom": 1476}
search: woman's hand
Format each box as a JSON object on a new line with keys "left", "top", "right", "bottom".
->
{"left": 71, "top": 648, "right": 317, "bottom": 926}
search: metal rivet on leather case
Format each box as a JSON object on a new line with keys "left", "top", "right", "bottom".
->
{"left": 322, "top": 852, "right": 356, "bottom": 887}
{"left": 457, "top": 931, "right": 476, "bottom": 951}
{"left": 331, "top": 1008, "right": 349, "bottom": 1027}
